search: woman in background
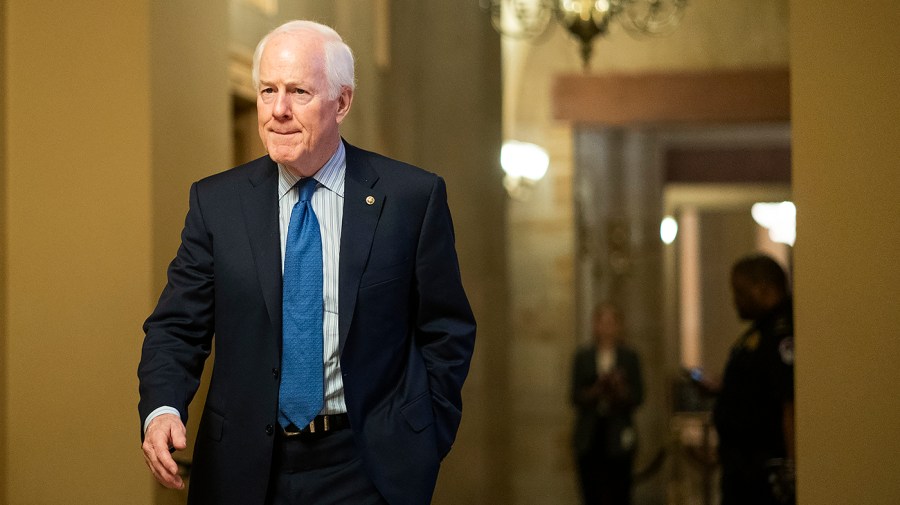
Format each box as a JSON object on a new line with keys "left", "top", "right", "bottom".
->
{"left": 571, "top": 303, "right": 645, "bottom": 505}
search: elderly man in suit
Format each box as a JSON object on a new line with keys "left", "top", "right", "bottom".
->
{"left": 138, "top": 20, "right": 476, "bottom": 505}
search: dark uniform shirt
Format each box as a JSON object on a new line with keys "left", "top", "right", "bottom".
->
{"left": 713, "top": 299, "right": 794, "bottom": 505}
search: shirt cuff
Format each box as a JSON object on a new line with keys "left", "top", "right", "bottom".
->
{"left": 143, "top": 406, "right": 182, "bottom": 434}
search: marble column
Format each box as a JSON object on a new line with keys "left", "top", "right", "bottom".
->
{"left": 573, "top": 126, "right": 667, "bottom": 503}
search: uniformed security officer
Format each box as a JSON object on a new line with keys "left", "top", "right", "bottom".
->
{"left": 713, "top": 254, "right": 795, "bottom": 505}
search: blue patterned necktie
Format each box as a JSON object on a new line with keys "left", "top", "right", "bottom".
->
{"left": 279, "top": 177, "right": 324, "bottom": 429}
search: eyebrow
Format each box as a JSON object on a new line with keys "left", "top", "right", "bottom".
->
{"left": 257, "top": 79, "right": 314, "bottom": 90}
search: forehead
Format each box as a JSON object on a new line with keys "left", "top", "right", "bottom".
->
{"left": 594, "top": 308, "right": 620, "bottom": 322}
{"left": 258, "top": 32, "right": 326, "bottom": 81}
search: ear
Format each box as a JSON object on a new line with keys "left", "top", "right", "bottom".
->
{"left": 335, "top": 86, "right": 353, "bottom": 124}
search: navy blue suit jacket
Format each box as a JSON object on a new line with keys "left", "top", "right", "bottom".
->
{"left": 138, "top": 142, "right": 476, "bottom": 505}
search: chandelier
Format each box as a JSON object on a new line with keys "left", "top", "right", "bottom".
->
{"left": 482, "top": 0, "right": 687, "bottom": 68}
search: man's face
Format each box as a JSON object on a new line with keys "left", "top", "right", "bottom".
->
{"left": 256, "top": 33, "right": 352, "bottom": 177}
{"left": 731, "top": 273, "right": 765, "bottom": 320}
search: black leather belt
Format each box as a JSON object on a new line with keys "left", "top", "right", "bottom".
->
{"left": 282, "top": 414, "right": 350, "bottom": 437}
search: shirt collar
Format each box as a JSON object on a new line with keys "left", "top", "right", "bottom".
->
{"left": 277, "top": 141, "right": 346, "bottom": 199}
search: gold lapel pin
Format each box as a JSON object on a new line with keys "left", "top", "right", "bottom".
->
{"left": 366, "top": 196, "right": 375, "bottom": 205}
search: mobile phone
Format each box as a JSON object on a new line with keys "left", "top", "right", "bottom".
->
{"left": 688, "top": 367, "right": 704, "bottom": 382}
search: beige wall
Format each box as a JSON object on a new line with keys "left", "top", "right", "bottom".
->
{"left": 4, "top": 1, "right": 155, "bottom": 503}
{"left": 0, "top": 0, "right": 7, "bottom": 500}
{"left": 150, "top": 1, "right": 230, "bottom": 285}
{"left": 3, "top": 0, "right": 231, "bottom": 503}
{"left": 791, "top": 2, "right": 900, "bottom": 504}
{"left": 149, "top": 3, "right": 230, "bottom": 504}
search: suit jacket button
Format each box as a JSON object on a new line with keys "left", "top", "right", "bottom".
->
{"left": 272, "top": 368, "right": 279, "bottom": 378}
{"left": 265, "top": 424, "right": 274, "bottom": 436}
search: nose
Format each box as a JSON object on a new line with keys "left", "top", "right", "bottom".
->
{"left": 272, "top": 91, "right": 292, "bottom": 118}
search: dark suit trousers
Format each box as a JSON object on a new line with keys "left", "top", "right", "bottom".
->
{"left": 265, "top": 429, "right": 388, "bottom": 505}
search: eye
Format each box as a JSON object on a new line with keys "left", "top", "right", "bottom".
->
{"left": 260, "top": 87, "right": 274, "bottom": 94}
{"left": 293, "top": 88, "right": 308, "bottom": 95}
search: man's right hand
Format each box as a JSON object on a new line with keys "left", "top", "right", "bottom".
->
{"left": 142, "top": 413, "right": 187, "bottom": 490}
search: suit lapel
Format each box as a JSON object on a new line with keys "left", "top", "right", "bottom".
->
{"left": 241, "top": 156, "right": 282, "bottom": 332}
{"left": 339, "top": 143, "right": 384, "bottom": 353}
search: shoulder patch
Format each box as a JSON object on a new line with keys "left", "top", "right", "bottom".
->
{"left": 778, "top": 337, "right": 794, "bottom": 364}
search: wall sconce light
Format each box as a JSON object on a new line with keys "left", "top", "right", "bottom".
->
{"left": 751, "top": 201, "right": 796, "bottom": 246}
{"left": 501, "top": 140, "right": 550, "bottom": 199}
{"left": 481, "top": 0, "right": 687, "bottom": 69}
{"left": 660, "top": 215, "right": 678, "bottom": 244}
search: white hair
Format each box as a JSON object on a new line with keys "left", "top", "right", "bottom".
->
{"left": 251, "top": 20, "right": 355, "bottom": 100}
